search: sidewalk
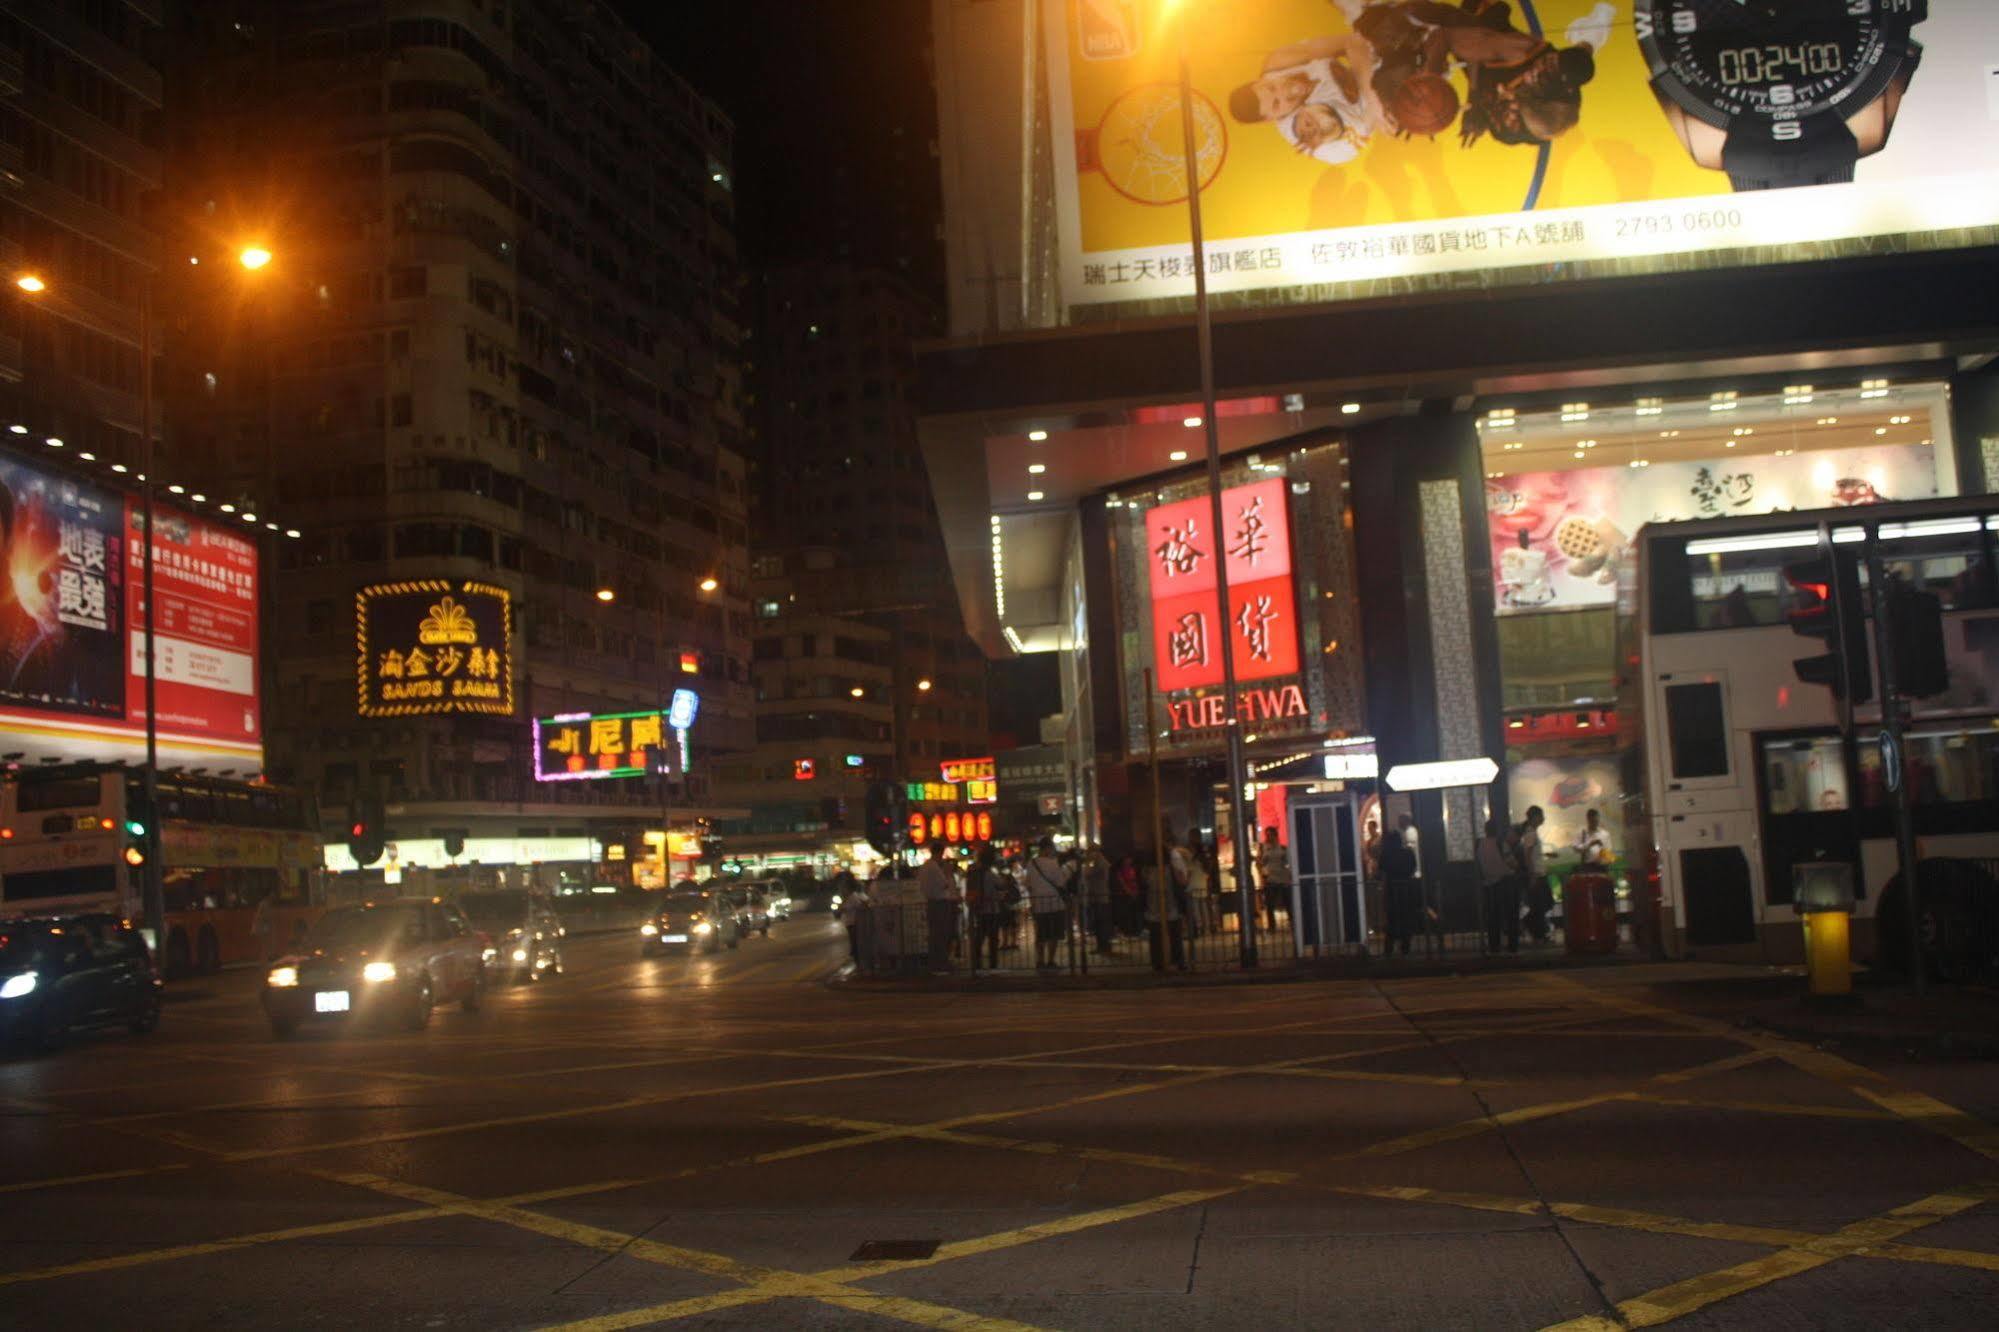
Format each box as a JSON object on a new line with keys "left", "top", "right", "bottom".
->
{"left": 830, "top": 939, "right": 1644, "bottom": 993}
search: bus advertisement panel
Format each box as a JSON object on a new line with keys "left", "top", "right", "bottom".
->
{"left": 1048, "top": 2, "right": 1999, "bottom": 307}
{"left": 0, "top": 448, "right": 261, "bottom": 772}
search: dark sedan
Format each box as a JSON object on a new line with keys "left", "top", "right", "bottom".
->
{"left": 458, "top": 889, "right": 565, "bottom": 983}
{"left": 263, "top": 900, "right": 486, "bottom": 1039}
{"left": 639, "top": 891, "right": 740, "bottom": 955}
{"left": 0, "top": 913, "right": 161, "bottom": 1053}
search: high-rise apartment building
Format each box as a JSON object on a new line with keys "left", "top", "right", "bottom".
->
{"left": 157, "top": 1, "right": 753, "bottom": 887}
{"left": 721, "top": 263, "right": 986, "bottom": 864}
{"left": 1, "top": 2, "right": 162, "bottom": 472}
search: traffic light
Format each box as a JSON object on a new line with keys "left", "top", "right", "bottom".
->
{"left": 347, "top": 794, "right": 386, "bottom": 867}
{"left": 863, "top": 781, "right": 901, "bottom": 856}
{"left": 1783, "top": 548, "right": 1872, "bottom": 704}
{"left": 1885, "top": 580, "right": 1949, "bottom": 699}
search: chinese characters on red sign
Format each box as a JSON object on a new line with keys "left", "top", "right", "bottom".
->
{"left": 1144, "top": 477, "right": 1298, "bottom": 692}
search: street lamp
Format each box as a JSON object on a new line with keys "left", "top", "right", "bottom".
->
{"left": 595, "top": 587, "right": 616, "bottom": 603}
{"left": 698, "top": 575, "right": 719, "bottom": 593}
{"left": 14, "top": 245, "right": 276, "bottom": 960}
{"left": 1166, "top": 3, "right": 1257, "bottom": 965}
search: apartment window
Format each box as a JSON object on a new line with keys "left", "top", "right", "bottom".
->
{"left": 389, "top": 267, "right": 426, "bottom": 298}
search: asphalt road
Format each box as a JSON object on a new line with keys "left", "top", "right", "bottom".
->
{"left": 4, "top": 920, "right": 1999, "bottom": 1330}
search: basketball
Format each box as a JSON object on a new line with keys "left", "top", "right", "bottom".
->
{"left": 1385, "top": 72, "right": 1461, "bottom": 138}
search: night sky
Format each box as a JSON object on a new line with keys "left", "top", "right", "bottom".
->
{"left": 625, "top": 0, "right": 946, "bottom": 307}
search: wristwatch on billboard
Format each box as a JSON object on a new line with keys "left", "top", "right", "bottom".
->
{"left": 1635, "top": 1, "right": 1927, "bottom": 193}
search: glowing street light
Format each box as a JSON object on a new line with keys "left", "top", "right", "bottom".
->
{"left": 15, "top": 274, "right": 46, "bottom": 294}
{"left": 238, "top": 246, "right": 273, "bottom": 271}
{"left": 698, "top": 576, "right": 719, "bottom": 593}
{"left": 916, "top": 678, "right": 933, "bottom": 692}
{"left": 595, "top": 587, "right": 616, "bottom": 603}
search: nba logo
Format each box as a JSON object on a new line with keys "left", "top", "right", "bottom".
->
{"left": 1077, "top": 0, "right": 1140, "bottom": 60}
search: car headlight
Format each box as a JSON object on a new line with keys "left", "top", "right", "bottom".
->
{"left": 507, "top": 927, "right": 524, "bottom": 939}
{"left": 361, "top": 961, "right": 398, "bottom": 983}
{"left": 265, "top": 966, "right": 297, "bottom": 989}
{"left": 693, "top": 921, "right": 713, "bottom": 935}
{"left": 511, "top": 949, "right": 528, "bottom": 962}
{"left": 640, "top": 923, "right": 659, "bottom": 937}
{"left": 831, "top": 895, "right": 843, "bottom": 911}
{"left": 482, "top": 947, "right": 498, "bottom": 963}
{"left": 0, "top": 971, "right": 38, "bottom": 999}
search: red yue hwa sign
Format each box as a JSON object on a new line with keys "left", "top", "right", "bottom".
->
{"left": 1145, "top": 477, "right": 1298, "bottom": 692}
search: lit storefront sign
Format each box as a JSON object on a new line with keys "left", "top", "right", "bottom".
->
{"left": 907, "top": 781, "right": 960, "bottom": 804}
{"left": 1047, "top": 2, "right": 1995, "bottom": 309}
{"left": 939, "top": 757, "right": 999, "bottom": 804}
{"left": 907, "top": 809, "right": 995, "bottom": 846}
{"left": 1323, "top": 752, "right": 1380, "bottom": 781}
{"left": 534, "top": 708, "right": 672, "bottom": 782}
{"left": 1146, "top": 477, "right": 1298, "bottom": 692}
{"left": 356, "top": 580, "right": 512, "bottom": 717}
{"left": 1385, "top": 758, "right": 1500, "bottom": 793}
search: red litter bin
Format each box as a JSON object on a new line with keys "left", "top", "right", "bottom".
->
{"left": 1562, "top": 873, "right": 1618, "bottom": 955}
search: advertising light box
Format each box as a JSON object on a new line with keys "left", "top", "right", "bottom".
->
{"left": 1048, "top": 1, "right": 1999, "bottom": 307}
{"left": 356, "top": 580, "right": 513, "bottom": 717}
{"left": 0, "top": 450, "right": 261, "bottom": 771}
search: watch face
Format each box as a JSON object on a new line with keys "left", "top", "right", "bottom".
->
{"left": 1636, "top": 0, "right": 1921, "bottom": 131}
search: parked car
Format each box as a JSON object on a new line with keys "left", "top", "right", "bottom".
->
{"left": 263, "top": 900, "right": 487, "bottom": 1039}
{"left": 640, "top": 891, "right": 740, "bottom": 955}
{"left": 458, "top": 889, "right": 565, "bottom": 983}
{"left": 726, "top": 886, "right": 771, "bottom": 938}
{"left": 0, "top": 913, "right": 162, "bottom": 1053}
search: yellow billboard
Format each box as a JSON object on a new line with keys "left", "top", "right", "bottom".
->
{"left": 1049, "top": 1, "right": 1999, "bottom": 305}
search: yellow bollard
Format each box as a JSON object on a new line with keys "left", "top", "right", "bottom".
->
{"left": 1793, "top": 862, "right": 1857, "bottom": 1004}
{"left": 1803, "top": 909, "right": 1852, "bottom": 997}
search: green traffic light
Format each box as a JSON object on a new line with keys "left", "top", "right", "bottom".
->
{"left": 125, "top": 819, "right": 146, "bottom": 837}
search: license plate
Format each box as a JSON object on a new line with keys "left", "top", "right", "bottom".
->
{"left": 314, "top": 990, "right": 351, "bottom": 1013}
{"left": 662, "top": 933, "right": 688, "bottom": 943}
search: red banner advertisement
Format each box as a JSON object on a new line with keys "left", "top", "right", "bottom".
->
{"left": 125, "top": 502, "right": 261, "bottom": 748}
{"left": 1144, "top": 477, "right": 1298, "bottom": 691}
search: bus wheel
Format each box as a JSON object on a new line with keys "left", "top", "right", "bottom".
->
{"left": 196, "top": 928, "right": 221, "bottom": 975}
{"left": 165, "top": 929, "right": 193, "bottom": 980}
{"left": 1877, "top": 860, "right": 1997, "bottom": 984}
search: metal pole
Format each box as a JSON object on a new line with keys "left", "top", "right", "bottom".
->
{"left": 1861, "top": 529, "right": 1925, "bottom": 996}
{"left": 139, "top": 274, "right": 164, "bottom": 956}
{"left": 1145, "top": 668, "right": 1169, "bottom": 971}
{"left": 655, "top": 599, "right": 671, "bottom": 890}
{"left": 1176, "top": 47, "right": 1256, "bottom": 966}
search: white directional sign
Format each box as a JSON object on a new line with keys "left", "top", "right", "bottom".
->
{"left": 1384, "top": 758, "right": 1500, "bottom": 793}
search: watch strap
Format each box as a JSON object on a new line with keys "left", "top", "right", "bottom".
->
{"left": 1722, "top": 112, "right": 1860, "bottom": 193}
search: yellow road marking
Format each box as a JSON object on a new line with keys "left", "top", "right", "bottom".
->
{"left": 1540, "top": 1185, "right": 1999, "bottom": 1330}
{"left": 329, "top": 1170, "right": 1089, "bottom": 1332}
{"left": 0, "top": 1163, "right": 190, "bottom": 1196}
{"left": 1627, "top": 1094, "right": 1896, "bottom": 1122}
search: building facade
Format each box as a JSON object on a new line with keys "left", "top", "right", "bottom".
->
{"left": 720, "top": 262, "right": 988, "bottom": 868}
{"left": 157, "top": 0, "right": 753, "bottom": 891}
{"left": 1, "top": 1, "right": 162, "bottom": 483}
{"left": 920, "top": 0, "right": 1999, "bottom": 961}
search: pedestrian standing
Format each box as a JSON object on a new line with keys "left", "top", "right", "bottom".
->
{"left": 1517, "top": 805, "right": 1552, "bottom": 942}
{"left": 1184, "top": 835, "right": 1214, "bottom": 939}
{"left": 1476, "top": 816, "right": 1520, "bottom": 954}
{"left": 917, "top": 845, "right": 960, "bottom": 973}
{"left": 1112, "top": 854, "right": 1143, "bottom": 937}
{"left": 1024, "top": 837, "right": 1072, "bottom": 971}
{"left": 1081, "top": 844, "right": 1114, "bottom": 955}
{"left": 1380, "top": 828, "right": 1420, "bottom": 957}
{"left": 841, "top": 879, "right": 873, "bottom": 970}
{"left": 967, "top": 845, "right": 1005, "bottom": 969}
{"left": 1140, "top": 850, "right": 1188, "bottom": 972}
{"left": 1257, "top": 826, "right": 1291, "bottom": 932}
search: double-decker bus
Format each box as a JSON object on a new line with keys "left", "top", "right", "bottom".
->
{"left": 1625, "top": 496, "right": 1999, "bottom": 972}
{"left": 0, "top": 765, "right": 325, "bottom": 975}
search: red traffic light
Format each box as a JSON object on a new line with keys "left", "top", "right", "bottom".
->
{"left": 350, "top": 822, "right": 366, "bottom": 838}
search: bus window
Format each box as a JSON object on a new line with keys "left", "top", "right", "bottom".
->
{"left": 1762, "top": 736, "right": 1849, "bottom": 815}
{"left": 1, "top": 864, "right": 119, "bottom": 903}
{"left": 1664, "top": 682, "right": 1730, "bottom": 780}
{"left": 14, "top": 777, "right": 106, "bottom": 813}
{"left": 1857, "top": 723, "right": 1999, "bottom": 809}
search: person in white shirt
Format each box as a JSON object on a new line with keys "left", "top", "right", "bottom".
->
{"left": 916, "top": 847, "right": 960, "bottom": 973}
{"left": 1572, "top": 809, "right": 1612, "bottom": 867}
{"left": 1397, "top": 813, "right": 1422, "bottom": 880}
{"left": 1228, "top": 35, "right": 1383, "bottom": 167}
{"left": 1024, "top": 838, "right": 1073, "bottom": 971}
{"left": 1516, "top": 805, "right": 1551, "bottom": 942}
